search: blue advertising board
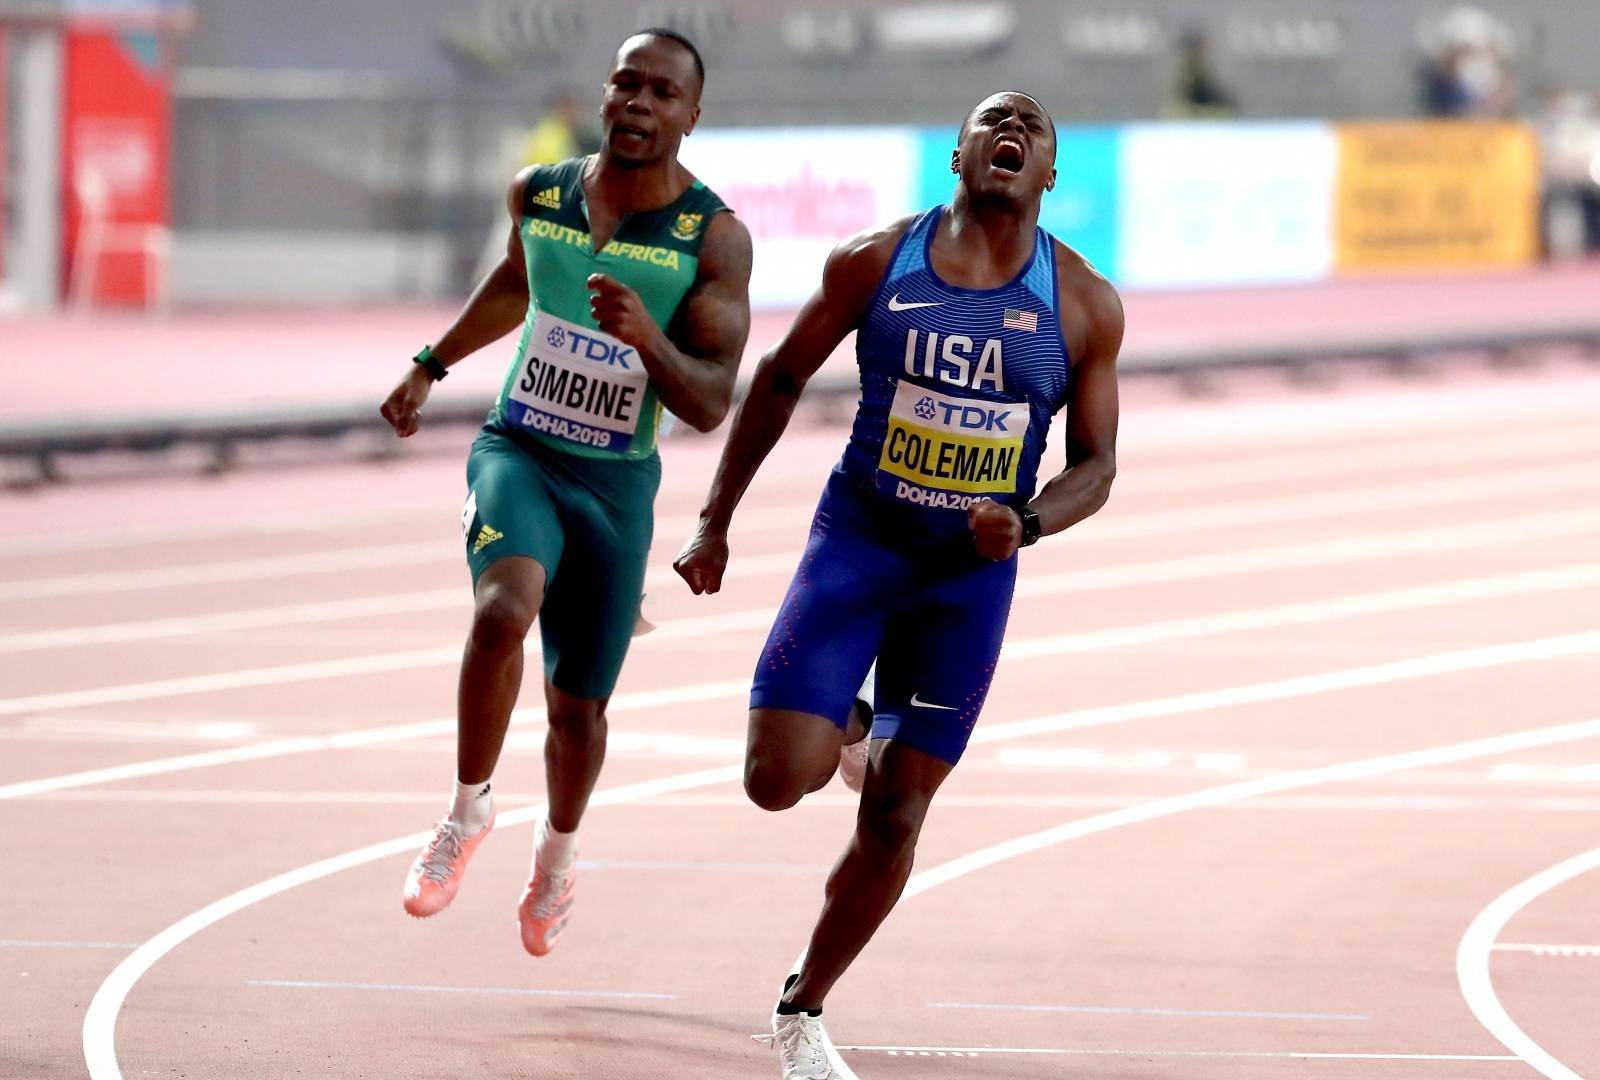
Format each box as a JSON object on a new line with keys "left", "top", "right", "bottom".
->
{"left": 917, "top": 125, "right": 1121, "bottom": 281}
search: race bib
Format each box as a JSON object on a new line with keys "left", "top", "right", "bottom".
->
{"left": 504, "top": 310, "right": 650, "bottom": 453}
{"left": 877, "top": 380, "right": 1023, "bottom": 510}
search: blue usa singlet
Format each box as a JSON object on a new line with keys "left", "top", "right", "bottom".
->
{"left": 837, "top": 205, "right": 1071, "bottom": 544}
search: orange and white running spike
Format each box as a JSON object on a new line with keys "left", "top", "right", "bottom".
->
{"left": 401, "top": 815, "right": 494, "bottom": 918}
{"left": 518, "top": 856, "right": 577, "bottom": 956}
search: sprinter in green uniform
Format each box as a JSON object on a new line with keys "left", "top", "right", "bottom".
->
{"left": 379, "top": 28, "right": 752, "bottom": 956}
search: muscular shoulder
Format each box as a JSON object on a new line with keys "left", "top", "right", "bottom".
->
{"left": 822, "top": 214, "right": 918, "bottom": 297}
{"left": 505, "top": 159, "right": 581, "bottom": 219}
{"left": 1052, "top": 239, "right": 1124, "bottom": 366}
{"left": 696, "top": 210, "right": 754, "bottom": 286}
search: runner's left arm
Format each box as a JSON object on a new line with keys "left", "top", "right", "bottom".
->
{"left": 968, "top": 263, "right": 1123, "bottom": 559}
{"left": 1031, "top": 267, "right": 1124, "bottom": 534}
{"left": 586, "top": 211, "right": 753, "bottom": 432}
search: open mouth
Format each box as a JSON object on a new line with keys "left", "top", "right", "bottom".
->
{"left": 612, "top": 124, "right": 651, "bottom": 144}
{"left": 992, "top": 136, "right": 1025, "bottom": 174}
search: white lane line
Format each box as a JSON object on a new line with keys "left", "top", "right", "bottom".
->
{"left": 80, "top": 642, "right": 1600, "bottom": 1078}
{"left": 2, "top": 559, "right": 1591, "bottom": 803}
{"left": 6, "top": 578, "right": 1596, "bottom": 804}
{"left": 244, "top": 978, "right": 677, "bottom": 1001}
{"left": 0, "top": 462, "right": 761, "bottom": 559}
{"left": 0, "top": 678, "right": 749, "bottom": 801}
{"left": 0, "top": 938, "right": 139, "bottom": 951}
{"left": 907, "top": 717, "right": 1600, "bottom": 900}
{"left": 36, "top": 790, "right": 1600, "bottom": 814}
{"left": 0, "top": 588, "right": 780, "bottom": 656}
{"left": 1019, "top": 506, "right": 1600, "bottom": 599}
{"left": 4, "top": 522, "right": 1595, "bottom": 722}
{"left": 0, "top": 467, "right": 775, "bottom": 559}
{"left": 1457, "top": 846, "right": 1600, "bottom": 1080}
{"left": 1120, "top": 422, "right": 1600, "bottom": 496}
{"left": 81, "top": 763, "right": 743, "bottom": 1080}
{"left": 926, "top": 1001, "right": 1370, "bottom": 1022}
{"left": 4, "top": 416, "right": 1592, "bottom": 560}
{"left": 1492, "top": 943, "right": 1600, "bottom": 957}
{"left": 10, "top": 503, "right": 1599, "bottom": 656}
{"left": 0, "top": 598, "right": 782, "bottom": 718}
{"left": 975, "top": 630, "right": 1600, "bottom": 747}
{"left": 576, "top": 858, "right": 832, "bottom": 875}
{"left": 1075, "top": 459, "right": 1598, "bottom": 544}
{"left": 878, "top": 725, "right": 1600, "bottom": 1076}
{"left": 0, "top": 539, "right": 803, "bottom": 605}
{"left": 7, "top": 458, "right": 1595, "bottom": 604}
{"left": 838, "top": 1044, "right": 1519, "bottom": 1062}
{"left": 0, "top": 542, "right": 448, "bottom": 602}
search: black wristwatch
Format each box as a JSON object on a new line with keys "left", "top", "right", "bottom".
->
{"left": 412, "top": 345, "right": 449, "bottom": 382}
{"left": 1016, "top": 505, "right": 1043, "bottom": 547}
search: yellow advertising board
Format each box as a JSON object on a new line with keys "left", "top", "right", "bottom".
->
{"left": 1335, "top": 122, "right": 1540, "bottom": 272}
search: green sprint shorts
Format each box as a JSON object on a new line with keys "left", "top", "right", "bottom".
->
{"left": 462, "top": 421, "right": 661, "bottom": 700}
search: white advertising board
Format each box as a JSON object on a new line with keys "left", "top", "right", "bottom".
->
{"left": 1118, "top": 123, "right": 1338, "bottom": 289}
{"left": 681, "top": 127, "right": 920, "bottom": 308}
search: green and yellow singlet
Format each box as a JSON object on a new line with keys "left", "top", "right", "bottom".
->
{"left": 492, "top": 156, "right": 729, "bottom": 461}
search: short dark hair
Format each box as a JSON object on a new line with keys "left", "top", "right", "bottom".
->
{"left": 960, "top": 92, "right": 1057, "bottom": 156}
{"left": 634, "top": 27, "right": 706, "bottom": 92}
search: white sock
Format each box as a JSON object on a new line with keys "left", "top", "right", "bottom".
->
{"left": 448, "top": 777, "right": 494, "bottom": 833}
{"left": 856, "top": 662, "right": 877, "bottom": 708}
{"left": 536, "top": 817, "right": 578, "bottom": 872}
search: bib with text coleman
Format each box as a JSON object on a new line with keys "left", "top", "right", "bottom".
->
{"left": 494, "top": 156, "right": 729, "bottom": 461}
{"left": 840, "top": 206, "right": 1072, "bottom": 523}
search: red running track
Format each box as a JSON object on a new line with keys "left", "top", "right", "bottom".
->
{"left": 3, "top": 360, "right": 1600, "bottom": 1078}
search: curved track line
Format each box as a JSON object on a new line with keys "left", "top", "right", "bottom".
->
{"left": 881, "top": 722, "right": 1600, "bottom": 1077}
{"left": 905, "top": 718, "right": 1600, "bottom": 899}
{"left": 78, "top": 633, "right": 1598, "bottom": 1076}
{"left": 1456, "top": 846, "right": 1600, "bottom": 1080}
{"left": 81, "top": 763, "right": 742, "bottom": 1080}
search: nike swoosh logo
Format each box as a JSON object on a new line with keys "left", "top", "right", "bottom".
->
{"left": 910, "top": 692, "right": 958, "bottom": 711}
{"left": 888, "top": 294, "right": 943, "bottom": 312}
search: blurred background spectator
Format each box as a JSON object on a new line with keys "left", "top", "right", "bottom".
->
{"left": 519, "top": 88, "right": 600, "bottom": 166}
{"left": 1535, "top": 86, "right": 1600, "bottom": 259}
{"left": 1418, "top": 4, "right": 1515, "bottom": 119}
{"left": 1168, "top": 28, "right": 1237, "bottom": 118}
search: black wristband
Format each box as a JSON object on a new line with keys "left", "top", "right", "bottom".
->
{"left": 412, "top": 345, "right": 448, "bottom": 382}
{"left": 1017, "top": 505, "right": 1043, "bottom": 547}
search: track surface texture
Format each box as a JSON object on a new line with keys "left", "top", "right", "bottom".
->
{"left": 3, "top": 355, "right": 1599, "bottom": 1079}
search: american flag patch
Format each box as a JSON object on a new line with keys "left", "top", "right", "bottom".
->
{"left": 1002, "top": 308, "right": 1038, "bottom": 333}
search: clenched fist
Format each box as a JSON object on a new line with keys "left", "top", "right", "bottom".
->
{"left": 588, "top": 274, "right": 664, "bottom": 356}
{"left": 673, "top": 524, "right": 731, "bottom": 595}
{"left": 380, "top": 366, "right": 433, "bottom": 438}
{"left": 968, "top": 498, "right": 1023, "bottom": 561}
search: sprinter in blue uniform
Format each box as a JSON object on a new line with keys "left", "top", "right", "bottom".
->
{"left": 676, "top": 92, "right": 1124, "bottom": 1079}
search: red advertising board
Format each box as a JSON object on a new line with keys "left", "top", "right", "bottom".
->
{"left": 61, "top": 27, "right": 172, "bottom": 307}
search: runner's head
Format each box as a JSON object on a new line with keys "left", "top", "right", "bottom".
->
{"left": 600, "top": 29, "right": 704, "bottom": 167}
{"left": 951, "top": 92, "right": 1057, "bottom": 206}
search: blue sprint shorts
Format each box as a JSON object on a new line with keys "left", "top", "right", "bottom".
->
{"left": 750, "top": 470, "right": 1017, "bottom": 765}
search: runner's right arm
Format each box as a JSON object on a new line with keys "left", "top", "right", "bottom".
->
{"left": 673, "top": 224, "right": 899, "bottom": 595}
{"left": 380, "top": 169, "right": 535, "bottom": 437}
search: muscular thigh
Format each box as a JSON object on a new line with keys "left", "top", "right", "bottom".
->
{"left": 872, "top": 554, "right": 1017, "bottom": 766}
{"left": 536, "top": 453, "right": 660, "bottom": 701}
{"left": 749, "top": 513, "right": 908, "bottom": 730}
